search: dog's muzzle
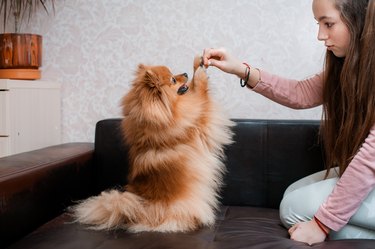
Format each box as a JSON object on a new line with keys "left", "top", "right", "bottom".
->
{"left": 177, "top": 84, "right": 189, "bottom": 95}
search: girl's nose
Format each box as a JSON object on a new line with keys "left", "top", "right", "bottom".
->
{"left": 317, "top": 27, "right": 328, "bottom": 41}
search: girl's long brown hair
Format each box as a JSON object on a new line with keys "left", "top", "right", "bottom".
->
{"left": 322, "top": 0, "right": 375, "bottom": 177}
{"left": 321, "top": 0, "right": 375, "bottom": 176}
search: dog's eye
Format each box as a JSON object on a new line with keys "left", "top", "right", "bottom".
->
{"left": 171, "top": 77, "right": 177, "bottom": 84}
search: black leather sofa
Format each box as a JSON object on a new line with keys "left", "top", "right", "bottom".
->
{"left": 1, "top": 119, "right": 375, "bottom": 249}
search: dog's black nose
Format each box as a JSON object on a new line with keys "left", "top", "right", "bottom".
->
{"left": 183, "top": 73, "right": 188, "bottom": 78}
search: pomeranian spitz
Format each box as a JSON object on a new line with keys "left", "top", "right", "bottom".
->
{"left": 72, "top": 56, "right": 234, "bottom": 232}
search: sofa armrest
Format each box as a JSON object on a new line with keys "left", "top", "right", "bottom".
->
{"left": 0, "top": 143, "right": 94, "bottom": 249}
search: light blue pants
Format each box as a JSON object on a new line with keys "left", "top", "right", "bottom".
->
{"left": 279, "top": 168, "right": 375, "bottom": 240}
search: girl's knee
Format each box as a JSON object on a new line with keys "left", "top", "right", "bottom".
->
{"left": 279, "top": 180, "right": 336, "bottom": 228}
{"left": 279, "top": 189, "right": 312, "bottom": 228}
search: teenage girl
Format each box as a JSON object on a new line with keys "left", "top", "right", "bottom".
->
{"left": 202, "top": 0, "right": 375, "bottom": 245}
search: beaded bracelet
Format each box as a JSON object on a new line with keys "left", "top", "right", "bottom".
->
{"left": 240, "top": 62, "right": 251, "bottom": 87}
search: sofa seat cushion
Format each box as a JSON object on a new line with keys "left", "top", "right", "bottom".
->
{"left": 7, "top": 206, "right": 375, "bottom": 249}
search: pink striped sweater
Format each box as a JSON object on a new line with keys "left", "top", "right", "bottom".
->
{"left": 252, "top": 70, "right": 375, "bottom": 231}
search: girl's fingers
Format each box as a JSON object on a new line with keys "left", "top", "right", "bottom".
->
{"left": 288, "top": 224, "right": 298, "bottom": 236}
{"left": 203, "top": 48, "right": 225, "bottom": 66}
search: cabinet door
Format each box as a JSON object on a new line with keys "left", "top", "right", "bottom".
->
{"left": 9, "top": 87, "right": 61, "bottom": 155}
{"left": 0, "top": 90, "right": 10, "bottom": 136}
{"left": 0, "top": 137, "right": 10, "bottom": 157}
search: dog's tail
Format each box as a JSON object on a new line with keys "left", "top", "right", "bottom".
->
{"left": 71, "top": 190, "right": 146, "bottom": 230}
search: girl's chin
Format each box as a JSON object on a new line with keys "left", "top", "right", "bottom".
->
{"left": 329, "top": 48, "right": 346, "bottom": 58}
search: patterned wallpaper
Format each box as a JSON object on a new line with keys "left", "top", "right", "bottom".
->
{"left": 19, "top": 0, "right": 325, "bottom": 142}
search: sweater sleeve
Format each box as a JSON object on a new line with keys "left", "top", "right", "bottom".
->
{"left": 252, "top": 70, "right": 323, "bottom": 109}
{"left": 314, "top": 125, "right": 375, "bottom": 231}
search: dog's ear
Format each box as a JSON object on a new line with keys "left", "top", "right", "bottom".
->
{"left": 136, "top": 64, "right": 160, "bottom": 90}
{"left": 144, "top": 70, "right": 157, "bottom": 87}
{"left": 137, "top": 64, "right": 149, "bottom": 79}
{"left": 145, "top": 72, "right": 160, "bottom": 90}
{"left": 137, "top": 64, "right": 146, "bottom": 71}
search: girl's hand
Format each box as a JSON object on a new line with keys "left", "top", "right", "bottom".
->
{"left": 288, "top": 219, "right": 328, "bottom": 245}
{"left": 202, "top": 48, "right": 244, "bottom": 77}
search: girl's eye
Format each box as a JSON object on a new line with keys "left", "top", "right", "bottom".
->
{"left": 171, "top": 77, "right": 177, "bottom": 84}
{"left": 316, "top": 22, "right": 334, "bottom": 28}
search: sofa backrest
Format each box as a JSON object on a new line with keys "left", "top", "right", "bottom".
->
{"left": 221, "top": 119, "right": 324, "bottom": 209}
{"left": 94, "top": 119, "right": 324, "bottom": 209}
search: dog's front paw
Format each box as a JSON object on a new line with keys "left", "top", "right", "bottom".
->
{"left": 194, "top": 66, "right": 207, "bottom": 80}
{"left": 192, "top": 66, "right": 208, "bottom": 90}
{"left": 193, "top": 56, "right": 204, "bottom": 72}
{"left": 191, "top": 55, "right": 208, "bottom": 90}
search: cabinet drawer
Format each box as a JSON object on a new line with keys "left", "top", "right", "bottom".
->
{"left": 0, "top": 91, "right": 9, "bottom": 135}
{"left": 0, "top": 136, "right": 11, "bottom": 158}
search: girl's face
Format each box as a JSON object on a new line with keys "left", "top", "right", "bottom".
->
{"left": 312, "top": 0, "right": 351, "bottom": 57}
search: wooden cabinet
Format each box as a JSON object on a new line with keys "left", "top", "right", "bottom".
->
{"left": 0, "top": 79, "right": 61, "bottom": 157}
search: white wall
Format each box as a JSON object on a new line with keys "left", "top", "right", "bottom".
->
{"left": 21, "top": 0, "right": 325, "bottom": 143}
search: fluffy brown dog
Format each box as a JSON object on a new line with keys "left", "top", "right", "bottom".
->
{"left": 72, "top": 56, "right": 234, "bottom": 232}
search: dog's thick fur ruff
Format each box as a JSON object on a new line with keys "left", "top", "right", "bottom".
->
{"left": 72, "top": 56, "right": 234, "bottom": 232}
